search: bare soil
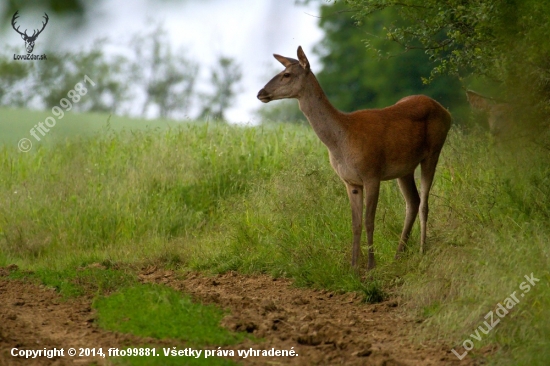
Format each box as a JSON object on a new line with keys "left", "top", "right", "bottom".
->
{"left": 0, "top": 265, "right": 479, "bottom": 365}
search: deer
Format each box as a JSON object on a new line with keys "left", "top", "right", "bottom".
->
{"left": 11, "top": 11, "right": 49, "bottom": 54}
{"left": 466, "top": 90, "right": 513, "bottom": 137}
{"left": 257, "top": 46, "right": 451, "bottom": 270}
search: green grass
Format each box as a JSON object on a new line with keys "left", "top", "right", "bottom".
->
{"left": 94, "top": 284, "right": 245, "bottom": 344}
{"left": 95, "top": 284, "right": 244, "bottom": 366}
{"left": 8, "top": 265, "right": 136, "bottom": 298}
{"left": 1, "top": 107, "right": 549, "bottom": 364}
{"left": 0, "top": 106, "right": 180, "bottom": 146}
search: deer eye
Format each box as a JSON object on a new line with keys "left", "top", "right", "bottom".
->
{"left": 283, "top": 73, "right": 291, "bottom": 78}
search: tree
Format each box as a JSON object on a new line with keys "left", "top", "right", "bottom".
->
{"left": 0, "top": 46, "right": 33, "bottom": 107}
{"left": 1, "top": 0, "right": 86, "bottom": 26}
{"left": 71, "top": 41, "right": 132, "bottom": 114}
{"left": 0, "top": 42, "right": 131, "bottom": 113}
{"left": 32, "top": 40, "right": 131, "bottom": 114}
{"left": 198, "top": 56, "right": 242, "bottom": 122}
{"left": 132, "top": 25, "right": 198, "bottom": 119}
{"left": 314, "top": 1, "right": 465, "bottom": 116}
{"left": 343, "top": 0, "right": 550, "bottom": 120}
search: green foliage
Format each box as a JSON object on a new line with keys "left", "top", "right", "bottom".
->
{"left": 314, "top": 1, "right": 467, "bottom": 118}
{"left": 33, "top": 40, "right": 131, "bottom": 113}
{"left": 0, "top": 46, "right": 33, "bottom": 106}
{"left": 199, "top": 57, "right": 242, "bottom": 122}
{"left": 0, "top": 41, "right": 134, "bottom": 114}
{"left": 1, "top": 0, "right": 86, "bottom": 25}
{"left": 343, "top": 0, "right": 550, "bottom": 124}
{"left": 133, "top": 25, "right": 199, "bottom": 119}
{"left": 345, "top": 0, "right": 500, "bottom": 80}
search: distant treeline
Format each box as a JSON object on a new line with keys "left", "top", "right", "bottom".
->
{"left": 0, "top": 25, "right": 242, "bottom": 122}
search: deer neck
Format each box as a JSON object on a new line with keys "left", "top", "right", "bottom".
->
{"left": 297, "top": 74, "right": 345, "bottom": 151}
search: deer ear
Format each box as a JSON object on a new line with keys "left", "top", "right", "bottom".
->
{"left": 297, "top": 46, "right": 310, "bottom": 72}
{"left": 273, "top": 54, "right": 294, "bottom": 67}
{"left": 466, "top": 90, "right": 491, "bottom": 112}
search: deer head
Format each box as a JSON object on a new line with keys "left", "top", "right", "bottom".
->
{"left": 257, "top": 46, "right": 311, "bottom": 103}
{"left": 12, "top": 11, "right": 49, "bottom": 54}
{"left": 466, "top": 90, "right": 513, "bottom": 136}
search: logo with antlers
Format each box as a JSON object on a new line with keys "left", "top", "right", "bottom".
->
{"left": 11, "top": 11, "right": 49, "bottom": 54}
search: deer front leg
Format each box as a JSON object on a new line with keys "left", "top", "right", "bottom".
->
{"left": 364, "top": 180, "right": 381, "bottom": 270}
{"left": 345, "top": 183, "right": 363, "bottom": 268}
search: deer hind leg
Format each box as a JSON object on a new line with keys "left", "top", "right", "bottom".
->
{"left": 419, "top": 153, "right": 441, "bottom": 254}
{"left": 345, "top": 183, "right": 364, "bottom": 268}
{"left": 363, "top": 179, "right": 381, "bottom": 270}
{"left": 395, "top": 173, "right": 420, "bottom": 259}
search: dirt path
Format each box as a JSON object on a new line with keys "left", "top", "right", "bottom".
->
{"left": 0, "top": 266, "right": 475, "bottom": 365}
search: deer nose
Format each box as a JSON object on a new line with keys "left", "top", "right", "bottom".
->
{"left": 257, "top": 89, "right": 270, "bottom": 103}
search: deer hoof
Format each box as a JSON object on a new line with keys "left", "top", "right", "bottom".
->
{"left": 366, "top": 259, "right": 376, "bottom": 271}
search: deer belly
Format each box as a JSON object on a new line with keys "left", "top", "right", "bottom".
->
{"left": 381, "top": 161, "right": 420, "bottom": 180}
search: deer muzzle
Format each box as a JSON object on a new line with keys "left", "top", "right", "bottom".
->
{"left": 257, "top": 89, "right": 271, "bottom": 103}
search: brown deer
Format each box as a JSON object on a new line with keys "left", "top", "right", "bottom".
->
{"left": 257, "top": 46, "right": 451, "bottom": 270}
{"left": 466, "top": 90, "right": 513, "bottom": 137}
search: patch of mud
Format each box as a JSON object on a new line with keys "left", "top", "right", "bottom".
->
{"left": 0, "top": 267, "right": 168, "bottom": 366}
{"left": 0, "top": 265, "right": 481, "bottom": 365}
{"left": 140, "top": 267, "right": 480, "bottom": 365}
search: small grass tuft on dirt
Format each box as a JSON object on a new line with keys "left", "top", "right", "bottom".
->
{"left": 93, "top": 283, "right": 247, "bottom": 345}
{"left": 360, "top": 281, "right": 386, "bottom": 304}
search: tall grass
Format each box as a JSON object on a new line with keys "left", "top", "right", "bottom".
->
{"left": 0, "top": 109, "right": 548, "bottom": 364}
{"left": 0, "top": 122, "right": 319, "bottom": 268}
{"left": 398, "top": 131, "right": 550, "bottom": 364}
